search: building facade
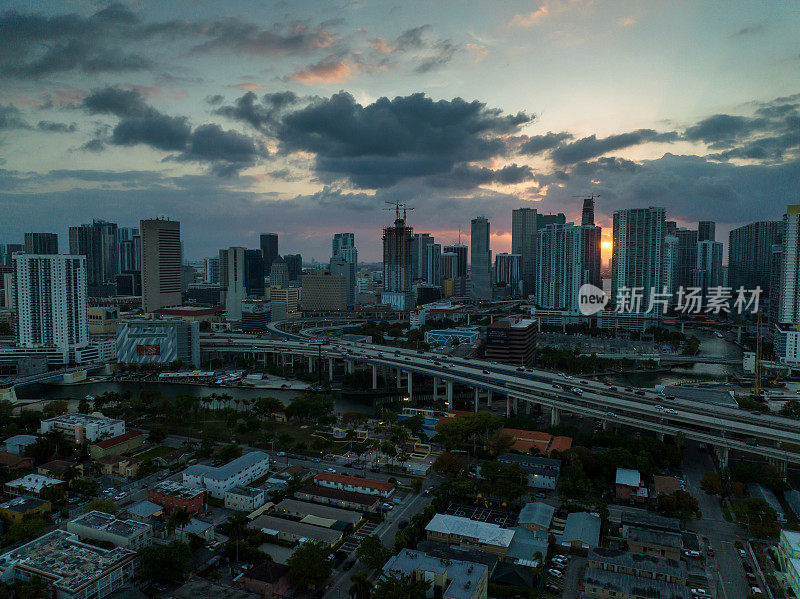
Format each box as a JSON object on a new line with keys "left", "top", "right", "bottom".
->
{"left": 140, "top": 218, "right": 181, "bottom": 313}
{"left": 611, "top": 207, "right": 666, "bottom": 306}
{"left": 512, "top": 207, "right": 538, "bottom": 297}
{"left": 470, "top": 217, "right": 492, "bottom": 300}
{"left": 116, "top": 318, "right": 201, "bottom": 367}
{"left": 182, "top": 451, "right": 270, "bottom": 499}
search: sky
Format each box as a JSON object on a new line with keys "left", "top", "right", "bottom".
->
{"left": 1, "top": 0, "right": 799, "bottom": 263}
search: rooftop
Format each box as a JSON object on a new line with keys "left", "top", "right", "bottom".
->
{"left": 6, "top": 473, "right": 63, "bottom": 493}
{"left": 497, "top": 453, "right": 561, "bottom": 475}
{"left": 497, "top": 429, "right": 572, "bottom": 455}
{"left": 425, "top": 514, "right": 515, "bottom": 548}
{"left": 125, "top": 501, "right": 163, "bottom": 519}
{"left": 3, "top": 434, "right": 38, "bottom": 446}
{"left": 275, "top": 498, "right": 363, "bottom": 524}
{"left": 506, "top": 527, "right": 548, "bottom": 563}
{"left": 241, "top": 560, "right": 290, "bottom": 584}
{"left": 39, "top": 459, "right": 75, "bottom": 473}
{"left": 583, "top": 566, "right": 690, "bottom": 599}
{"left": 40, "top": 413, "right": 123, "bottom": 427}
{"left": 616, "top": 468, "right": 642, "bottom": 487}
{"left": 561, "top": 512, "right": 601, "bottom": 547}
{"left": 296, "top": 484, "right": 380, "bottom": 506}
{"left": 92, "top": 430, "right": 144, "bottom": 450}
{"left": 517, "top": 502, "right": 555, "bottom": 529}
{"left": 248, "top": 514, "right": 342, "bottom": 544}
{"left": 226, "top": 486, "right": 265, "bottom": 499}
{"left": 170, "top": 577, "right": 258, "bottom": 599}
{"left": 589, "top": 547, "right": 686, "bottom": 579}
{"left": 68, "top": 511, "right": 150, "bottom": 539}
{"left": 0, "top": 530, "right": 136, "bottom": 593}
{"left": 383, "top": 548, "right": 488, "bottom": 599}
{"left": 151, "top": 480, "right": 206, "bottom": 499}
{"left": 618, "top": 509, "right": 681, "bottom": 532}
{"left": 183, "top": 451, "right": 269, "bottom": 482}
{"left": 782, "top": 529, "right": 800, "bottom": 552}
{"left": 0, "top": 451, "right": 31, "bottom": 467}
{"left": 314, "top": 472, "right": 394, "bottom": 492}
{"left": 183, "top": 518, "right": 214, "bottom": 535}
{"left": 0, "top": 496, "right": 50, "bottom": 514}
{"left": 627, "top": 526, "right": 682, "bottom": 549}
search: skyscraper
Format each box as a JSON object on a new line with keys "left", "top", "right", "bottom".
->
{"left": 537, "top": 223, "right": 600, "bottom": 312}
{"left": 69, "top": 219, "right": 118, "bottom": 294}
{"left": 494, "top": 253, "right": 521, "bottom": 294}
{"left": 410, "top": 233, "right": 435, "bottom": 282}
{"left": 330, "top": 255, "right": 355, "bottom": 306}
{"left": 284, "top": 254, "right": 302, "bottom": 282}
{"left": 693, "top": 240, "right": 723, "bottom": 297}
{"left": 698, "top": 221, "right": 716, "bottom": 242}
{"left": 611, "top": 207, "right": 666, "bottom": 303}
{"left": 221, "top": 246, "right": 246, "bottom": 321}
{"left": 260, "top": 233, "right": 279, "bottom": 274}
{"left": 581, "top": 196, "right": 596, "bottom": 227}
{"left": 443, "top": 243, "right": 468, "bottom": 296}
{"left": 140, "top": 218, "right": 182, "bottom": 313}
{"left": 1, "top": 244, "right": 23, "bottom": 268}
{"left": 537, "top": 213, "right": 566, "bottom": 229}
{"left": 425, "top": 243, "right": 442, "bottom": 287}
{"left": 332, "top": 233, "right": 357, "bottom": 302}
{"left": 675, "top": 228, "right": 699, "bottom": 290}
{"left": 24, "top": 233, "right": 58, "bottom": 255}
{"left": 470, "top": 217, "right": 491, "bottom": 300}
{"left": 269, "top": 256, "right": 289, "bottom": 290}
{"left": 778, "top": 205, "right": 800, "bottom": 325}
{"left": 440, "top": 252, "right": 458, "bottom": 281}
{"left": 728, "top": 221, "right": 783, "bottom": 295}
{"left": 13, "top": 254, "right": 88, "bottom": 360}
{"left": 116, "top": 227, "right": 140, "bottom": 272}
{"left": 382, "top": 213, "right": 413, "bottom": 294}
{"left": 662, "top": 235, "right": 679, "bottom": 296}
{"left": 204, "top": 257, "right": 220, "bottom": 283}
{"left": 244, "top": 249, "right": 265, "bottom": 296}
{"left": 512, "top": 207, "right": 537, "bottom": 297}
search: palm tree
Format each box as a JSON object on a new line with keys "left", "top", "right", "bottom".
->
{"left": 373, "top": 573, "right": 430, "bottom": 599}
{"left": 348, "top": 571, "right": 372, "bottom": 599}
{"left": 167, "top": 507, "right": 192, "bottom": 540}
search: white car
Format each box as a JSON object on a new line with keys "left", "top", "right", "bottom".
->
{"left": 654, "top": 405, "right": 664, "bottom": 411}
{"left": 547, "top": 569, "right": 563, "bottom": 578}
{"left": 664, "top": 408, "right": 678, "bottom": 415}
{"left": 690, "top": 588, "right": 709, "bottom": 597}
{"left": 571, "top": 387, "right": 583, "bottom": 395}
{"left": 683, "top": 550, "right": 701, "bottom": 558}
{"left": 605, "top": 411, "right": 617, "bottom": 418}
{"left": 325, "top": 467, "right": 336, "bottom": 473}
{"left": 750, "top": 587, "right": 763, "bottom": 595}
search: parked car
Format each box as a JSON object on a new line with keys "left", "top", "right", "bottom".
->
{"left": 739, "top": 549, "right": 747, "bottom": 558}
{"left": 690, "top": 588, "right": 709, "bottom": 597}
{"left": 750, "top": 587, "right": 763, "bottom": 596}
{"left": 683, "top": 550, "right": 701, "bottom": 558}
{"left": 547, "top": 569, "right": 563, "bottom": 578}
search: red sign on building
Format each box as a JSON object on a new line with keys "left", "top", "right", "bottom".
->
{"left": 136, "top": 344, "right": 161, "bottom": 356}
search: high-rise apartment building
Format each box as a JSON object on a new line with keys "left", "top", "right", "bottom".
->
{"left": 662, "top": 235, "right": 679, "bottom": 296}
{"left": 330, "top": 256, "right": 355, "bottom": 306}
{"left": 220, "top": 247, "right": 246, "bottom": 321}
{"left": 581, "top": 196, "right": 596, "bottom": 227}
{"left": 69, "top": 219, "right": 118, "bottom": 294}
{"left": 1, "top": 244, "right": 23, "bottom": 268}
{"left": 269, "top": 257, "right": 289, "bottom": 290}
{"left": 728, "top": 221, "right": 783, "bottom": 296}
{"left": 24, "top": 233, "right": 58, "bottom": 255}
{"left": 331, "top": 233, "right": 357, "bottom": 303}
{"left": 203, "top": 257, "right": 220, "bottom": 283}
{"left": 244, "top": 249, "right": 265, "bottom": 297}
{"left": 140, "top": 219, "right": 181, "bottom": 313}
{"left": 260, "top": 233, "right": 279, "bottom": 274}
{"left": 284, "top": 254, "right": 302, "bottom": 282}
{"left": 698, "top": 221, "right": 716, "bottom": 242}
{"left": 383, "top": 215, "right": 413, "bottom": 293}
{"left": 610, "top": 207, "right": 666, "bottom": 303}
{"left": 423, "top": 243, "right": 441, "bottom": 287}
{"left": 512, "top": 208, "right": 537, "bottom": 297}
{"left": 675, "top": 228, "right": 699, "bottom": 290}
{"left": 494, "top": 253, "right": 521, "bottom": 294}
{"left": 410, "top": 234, "right": 435, "bottom": 282}
{"left": 537, "top": 223, "right": 600, "bottom": 312}
{"left": 693, "top": 240, "right": 723, "bottom": 297}
{"left": 443, "top": 244, "right": 468, "bottom": 296}
{"left": 537, "top": 213, "right": 566, "bottom": 230}
{"left": 13, "top": 254, "right": 88, "bottom": 358}
{"left": 778, "top": 206, "right": 800, "bottom": 325}
{"left": 116, "top": 227, "right": 140, "bottom": 273}
{"left": 470, "top": 217, "right": 492, "bottom": 300}
{"left": 440, "top": 252, "right": 458, "bottom": 282}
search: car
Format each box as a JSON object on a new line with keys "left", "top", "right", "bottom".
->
{"left": 746, "top": 572, "right": 756, "bottom": 582}
{"left": 276, "top": 451, "right": 286, "bottom": 456}
{"left": 325, "top": 467, "right": 336, "bottom": 473}
{"left": 382, "top": 502, "right": 394, "bottom": 510}
{"left": 655, "top": 405, "right": 664, "bottom": 411}
{"left": 690, "top": 588, "right": 709, "bottom": 597}
{"left": 739, "top": 549, "right": 747, "bottom": 558}
{"left": 608, "top": 386, "right": 618, "bottom": 391}
{"left": 605, "top": 411, "right": 617, "bottom": 417}
{"left": 482, "top": 370, "right": 490, "bottom": 374}
{"left": 547, "top": 569, "right": 563, "bottom": 578}
{"left": 624, "top": 387, "right": 633, "bottom": 392}
{"left": 343, "top": 560, "right": 355, "bottom": 571}
{"left": 544, "top": 584, "right": 561, "bottom": 593}
{"left": 664, "top": 408, "right": 678, "bottom": 415}
{"left": 114, "top": 492, "right": 127, "bottom": 500}
{"left": 424, "top": 487, "right": 434, "bottom": 495}
{"left": 571, "top": 387, "right": 583, "bottom": 395}
{"left": 683, "top": 550, "right": 701, "bottom": 558}
{"left": 535, "top": 491, "right": 546, "bottom": 498}
{"left": 516, "top": 367, "right": 525, "bottom": 372}
{"left": 751, "top": 587, "right": 763, "bottom": 596}
{"left": 635, "top": 390, "right": 646, "bottom": 396}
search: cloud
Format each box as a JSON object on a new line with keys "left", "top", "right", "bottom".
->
{"left": 732, "top": 24, "right": 764, "bottom": 37}
{"left": 0, "top": 104, "right": 30, "bottom": 130}
{"left": 684, "top": 114, "right": 766, "bottom": 147}
{"left": 82, "top": 86, "right": 156, "bottom": 118}
{"left": 508, "top": 6, "right": 549, "bottom": 27}
{"left": 396, "top": 26, "right": 431, "bottom": 50}
{"left": 274, "top": 91, "right": 531, "bottom": 188}
{"left": 550, "top": 129, "right": 678, "bottom": 164}
{"left": 36, "top": 121, "right": 76, "bottom": 133}
{"left": 233, "top": 83, "right": 267, "bottom": 90}
{"left": 177, "top": 124, "right": 264, "bottom": 176}
{"left": 190, "top": 20, "right": 335, "bottom": 56}
{"left": 519, "top": 131, "right": 573, "bottom": 155}
{"left": 111, "top": 114, "right": 192, "bottom": 151}
{"left": 286, "top": 59, "right": 353, "bottom": 83}
{"left": 427, "top": 163, "right": 534, "bottom": 188}
{"left": 213, "top": 90, "right": 299, "bottom": 132}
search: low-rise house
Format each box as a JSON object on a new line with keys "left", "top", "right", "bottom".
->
{"left": 618, "top": 510, "right": 680, "bottom": 535}
{"left": 124, "top": 501, "right": 163, "bottom": 521}
{"left": 3, "top": 434, "right": 38, "bottom": 455}
{"left": 274, "top": 498, "right": 362, "bottom": 532}
{"left": 383, "top": 548, "right": 489, "bottom": 599}
{"left": 235, "top": 561, "right": 292, "bottom": 598}
{"left": 313, "top": 472, "right": 394, "bottom": 497}
{"left": 67, "top": 511, "right": 153, "bottom": 550}
{"left": 625, "top": 526, "right": 682, "bottom": 561}
{"left": 425, "top": 514, "right": 515, "bottom": 558}
{"left": 182, "top": 451, "right": 270, "bottom": 499}
{"left": 147, "top": 480, "right": 208, "bottom": 514}
{"left": 5, "top": 473, "right": 66, "bottom": 498}
{"left": 248, "top": 515, "right": 342, "bottom": 546}
{"left": 96, "top": 455, "right": 141, "bottom": 478}
{"left": 38, "top": 459, "right": 82, "bottom": 479}
{"left": 559, "top": 512, "right": 601, "bottom": 550}
{"left": 496, "top": 454, "right": 561, "bottom": 489}
{"left": 170, "top": 577, "right": 258, "bottom": 599}
{"left": 225, "top": 486, "right": 267, "bottom": 512}
{"left": 496, "top": 428, "right": 572, "bottom": 455}
{"left": 615, "top": 468, "right": 647, "bottom": 503}
{"left": 582, "top": 566, "right": 690, "bottom": 599}
{"left": 516, "top": 502, "right": 555, "bottom": 532}
{"left": 0, "top": 530, "right": 137, "bottom": 599}
{"left": 0, "top": 496, "right": 51, "bottom": 522}
{"left": 295, "top": 484, "right": 381, "bottom": 513}
{"left": 89, "top": 431, "right": 145, "bottom": 460}
{"left": 155, "top": 447, "right": 194, "bottom": 467}
{"left": 177, "top": 518, "right": 215, "bottom": 543}
{"left": 588, "top": 547, "right": 687, "bottom": 585}
{"left": 0, "top": 451, "right": 34, "bottom": 471}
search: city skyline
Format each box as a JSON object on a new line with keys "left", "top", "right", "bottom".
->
{"left": 0, "top": 1, "right": 799, "bottom": 261}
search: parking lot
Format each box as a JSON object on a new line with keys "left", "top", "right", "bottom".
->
{"left": 442, "top": 503, "right": 516, "bottom": 527}
{"left": 339, "top": 519, "right": 380, "bottom": 554}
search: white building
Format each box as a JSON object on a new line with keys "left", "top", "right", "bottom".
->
{"left": 39, "top": 413, "right": 125, "bottom": 443}
{"left": 67, "top": 511, "right": 152, "bottom": 550}
{"left": 182, "top": 451, "right": 270, "bottom": 499}
{"left": 224, "top": 486, "right": 267, "bottom": 512}
{"left": 779, "top": 205, "right": 800, "bottom": 325}
{"left": 12, "top": 254, "right": 88, "bottom": 365}
{"left": 5, "top": 474, "right": 63, "bottom": 497}
{"left": 0, "top": 530, "right": 137, "bottom": 599}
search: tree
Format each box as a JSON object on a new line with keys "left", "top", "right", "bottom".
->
{"left": 348, "top": 571, "right": 372, "bottom": 599}
{"left": 287, "top": 540, "right": 333, "bottom": 592}
{"left": 139, "top": 542, "right": 192, "bottom": 584}
{"left": 148, "top": 426, "right": 168, "bottom": 444}
{"left": 487, "top": 431, "right": 514, "bottom": 456}
{"left": 168, "top": 507, "right": 192, "bottom": 538}
{"left": 657, "top": 490, "right": 701, "bottom": 523}
{"left": 355, "top": 535, "right": 389, "bottom": 572}
{"left": 373, "top": 573, "right": 431, "bottom": 599}
{"left": 432, "top": 452, "right": 466, "bottom": 476}
{"left": 255, "top": 396, "right": 284, "bottom": 417}
{"left": 214, "top": 443, "right": 243, "bottom": 463}
{"left": 43, "top": 401, "right": 68, "bottom": 418}
{"left": 84, "top": 498, "right": 117, "bottom": 514}
{"left": 700, "top": 471, "right": 732, "bottom": 499}
{"left": 40, "top": 485, "right": 66, "bottom": 508}
{"left": 3, "top": 518, "right": 48, "bottom": 546}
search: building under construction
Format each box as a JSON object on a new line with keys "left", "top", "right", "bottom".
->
{"left": 382, "top": 203, "right": 414, "bottom": 310}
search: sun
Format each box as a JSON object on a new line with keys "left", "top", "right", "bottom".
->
{"left": 601, "top": 241, "right": 613, "bottom": 250}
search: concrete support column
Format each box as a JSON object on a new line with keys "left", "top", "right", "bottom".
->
{"left": 347, "top": 360, "right": 354, "bottom": 374}
{"left": 657, "top": 431, "right": 664, "bottom": 442}
{"left": 328, "top": 358, "right": 334, "bottom": 380}
{"left": 514, "top": 396, "right": 519, "bottom": 414}
{"left": 717, "top": 446, "right": 729, "bottom": 469}
{"left": 525, "top": 401, "right": 531, "bottom": 415}
{"left": 433, "top": 378, "right": 439, "bottom": 403}
{"left": 550, "top": 407, "right": 561, "bottom": 426}
{"left": 308, "top": 356, "right": 314, "bottom": 371}
{"left": 446, "top": 381, "right": 453, "bottom": 410}
{"left": 372, "top": 365, "right": 378, "bottom": 390}
{"left": 506, "top": 396, "right": 511, "bottom": 418}
{"left": 474, "top": 388, "right": 480, "bottom": 413}
{"left": 407, "top": 372, "right": 413, "bottom": 401}
{"left": 397, "top": 368, "right": 403, "bottom": 388}
{"left": 487, "top": 390, "right": 492, "bottom": 408}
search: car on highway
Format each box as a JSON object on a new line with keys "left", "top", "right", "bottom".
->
{"left": 605, "top": 411, "right": 617, "bottom": 418}
{"left": 683, "top": 550, "right": 700, "bottom": 558}
{"left": 382, "top": 502, "right": 394, "bottom": 510}
{"left": 690, "top": 588, "right": 709, "bottom": 597}
{"left": 664, "top": 408, "right": 678, "bottom": 415}
{"left": 655, "top": 405, "right": 664, "bottom": 411}
{"left": 571, "top": 387, "right": 583, "bottom": 395}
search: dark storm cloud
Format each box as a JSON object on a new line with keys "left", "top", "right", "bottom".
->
{"left": 427, "top": 164, "right": 534, "bottom": 188}
{"left": 274, "top": 91, "right": 530, "bottom": 187}
{"left": 0, "top": 104, "right": 30, "bottom": 130}
{"left": 82, "top": 87, "right": 156, "bottom": 118}
{"left": 213, "top": 91, "right": 299, "bottom": 132}
{"left": 36, "top": 121, "right": 76, "bottom": 133}
{"left": 112, "top": 115, "right": 192, "bottom": 151}
{"left": 519, "top": 131, "right": 573, "bottom": 155}
{"left": 550, "top": 129, "right": 678, "bottom": 165}
{"left": 206, "top": 95, "right": 225, "bottom": 106}
{"left": 683, "top": 114, "right": 766, "bottom": 147}
{"left": 189, "top": 20, "right": 334, "bottom": 56}
{"left": 177, "top": 124, "right": 264, "bottom": 177}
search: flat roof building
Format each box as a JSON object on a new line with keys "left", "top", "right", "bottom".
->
{"left": 313, "top": 472, "right": 394, "bottom": 497}
{"left": 67, "top": 511, "right": 153, "bottom": 550}
{"left": 295, "top": 484, "right": 381, "bottom": 513}
{"left": 582, "top": 566, "right": 690, "bottom": 599}
{"left": 496, "top": 454, "right": 561, "bottom": 490}
{"left": 39, "top": 413, "right": 125, "bottom": 443}
{"left": 484, "top": 317, "right": 536, "bottom": 366}
{"left": 0, "top": 530, "right": 137, "bottom": 599}
{"left": 425, "top": 514, "right": 515, "bottom": 558}
{"left": 383, "top": 548, "right": 489, "bottom": 599}
{"left": 225, "top": 486, "right": 267, "bottom": 512}
{"left": 116, "top": 318, "right": 201, "bottom": 368}
{"left": 0, "top": 496, "right": 51, "bottom": 522}
{"left": 5, "top": 473, "right": 66, "bottom": 497}
{"left": 249, "top": 514, "right": 342, "bottom": 546}
{"left": 183, "top": 451, "right": 270, "bottom": 498}
{"left": 147, "top": 480, "right": 208, "bottom": 514}
{"left": 274, "top": 498, "right": 363, "bottom": 528}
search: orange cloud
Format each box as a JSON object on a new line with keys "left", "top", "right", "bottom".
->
{"left": 287, "top": 61, "right": 353, "bottom": 83}
{"left": 466, "top": 43, "right": 488, "bottom": 63}
{"left": 369, "top": 37, "right": 395, "bottom": 54}
{"left": 235, "top": 83, "right": 266, "bottom": 90}
{"left": 509, "top": 5, "right": 549, "bottom": 27}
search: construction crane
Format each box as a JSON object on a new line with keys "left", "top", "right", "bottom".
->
{"left": 384, "top": 200, "right": 414, "bottom": 221}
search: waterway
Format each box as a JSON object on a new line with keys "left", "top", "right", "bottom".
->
{"left": 605, "top": 329, "right": 744, "bottom": 388}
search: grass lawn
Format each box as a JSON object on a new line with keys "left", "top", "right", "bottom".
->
{"left": 133, "top": 445, "right": 173, "bottom": 461}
